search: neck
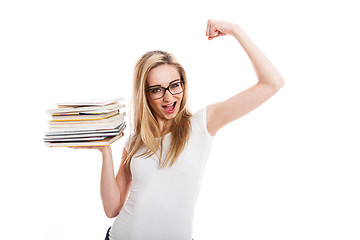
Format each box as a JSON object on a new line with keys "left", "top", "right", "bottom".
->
{"left": 157, "top": 119, "right": 171, "bottom": 136}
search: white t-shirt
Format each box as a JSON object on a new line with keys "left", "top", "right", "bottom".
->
{"left": 109, "top": 107, "right": 214, "bottom": 240}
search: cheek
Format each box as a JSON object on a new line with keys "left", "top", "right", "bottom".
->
{"left": 176, "top": 93, "right": 184, "bottom": 103}
{"left": 147, "top": 98, "right": 160, "bottom": 112}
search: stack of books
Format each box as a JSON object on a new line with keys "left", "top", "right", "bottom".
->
{"left": 44, "top": 98, "right": 126, "bottom": 147}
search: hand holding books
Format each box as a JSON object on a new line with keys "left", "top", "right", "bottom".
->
{"left": 69, "top": 145, "right": 112, "bottom": 154}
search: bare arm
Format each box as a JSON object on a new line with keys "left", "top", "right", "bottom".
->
{"left": 115, "top": 148, "right": 132, "bottom": 212}
{"left": 205, "top": 19, "right": 285, "bottom": 135}
{"left": 71, "top": 145, "right": 132, "bottom": 218}
{"left": 100, "top": 146, "right": 131, "bottom": 218}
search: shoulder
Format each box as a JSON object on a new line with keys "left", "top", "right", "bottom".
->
{"left": 190, "top": 107, "right": 213, "bottom": 138}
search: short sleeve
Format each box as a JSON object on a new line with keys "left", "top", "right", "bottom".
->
{"left": 191, "top": 107, "right": 214, "bottom": 139}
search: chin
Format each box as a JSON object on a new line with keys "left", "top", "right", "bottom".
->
{"left": 162, "top": 110, "right": 178, "bottom": 120}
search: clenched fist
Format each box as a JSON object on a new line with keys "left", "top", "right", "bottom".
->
{"left": 206, "top": 19, "right": 237, "bottom": 40}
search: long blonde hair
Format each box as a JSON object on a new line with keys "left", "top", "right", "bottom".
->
{"left": 124, "top": 50, "right": 192, "bottom": 177}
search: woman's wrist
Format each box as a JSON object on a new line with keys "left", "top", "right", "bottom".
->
{"left": 230, "top": 23, "right": 243, "bottom": 38}
{"left": 230, "top": 22, "right": 240, "bottom": 35}
{"left": 100, "top": 146, "right": 112, "bottom": 156}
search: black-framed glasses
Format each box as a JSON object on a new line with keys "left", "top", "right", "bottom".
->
{"left": 146, "top": 80, "right": 185, "bottom": 100}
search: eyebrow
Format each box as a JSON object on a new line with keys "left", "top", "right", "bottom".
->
{"left": 147, "top": 79, "right": 181, "bottom": 89}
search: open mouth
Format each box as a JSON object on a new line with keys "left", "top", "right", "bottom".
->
{"left": 162, "top": 102, "right": 176, "bottom": 114}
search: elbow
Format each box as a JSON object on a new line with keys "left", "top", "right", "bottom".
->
{"left": 104, "top": 207, "right": 120, "bottom": 219}
{"left": 269, "top": 77, "right": 285, "bottom": 92}
{"left": 105, "top": 210, "right": 119, "bottom": 219}
{"left": 259, "top": 75, "right": 285, "bottom": 93}
{"left": 103, "top": 198, "right": 126, "bottom": 218}
{"left": 275, "top": 77, "right": 285, "bottom": 91}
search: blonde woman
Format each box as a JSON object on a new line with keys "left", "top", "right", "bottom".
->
{"left": 79, "top": 19, "right": 284, "bottom": 240}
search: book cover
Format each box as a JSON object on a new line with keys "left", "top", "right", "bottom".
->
{"left": 56, "top": 98, "right": 124, "bottom": 107}
{"left": 45, "top": 123, "right": 126, "bottom": 140}
{"left": 49, "top": 112, "right": 125, "bottom": 125}
{"left": 44, "top": 136, "right": 107, "bottom": 142}
{"left": 51, "top": 110, "right": 120, "bottom": 121}
{"left": 46, "top": 122, "right": 125, "bottom": 136}
{"left": 46, "top": 103, "right": 125, "bottom": 115}
{"left": 46, "top": 133, "right": 124, "bottom": 147}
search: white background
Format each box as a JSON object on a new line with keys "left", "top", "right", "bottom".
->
{"left": 1, "top": 0, "right": 359, "bottom": 239}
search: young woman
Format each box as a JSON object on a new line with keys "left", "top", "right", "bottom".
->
{"left": 80, "top": 19, "right": 284, "bottom": 240}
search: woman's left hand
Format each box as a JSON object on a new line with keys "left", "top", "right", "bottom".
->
{"left": 206, "top": 19, "right": 236, "bottom": 40}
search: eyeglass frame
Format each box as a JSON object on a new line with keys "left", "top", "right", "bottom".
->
{"left": 145, "top": 80, "right": 185, "bottom": 100}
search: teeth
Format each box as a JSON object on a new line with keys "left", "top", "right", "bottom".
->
{"left": 164, "top": 102, "right": 174, "bottom": 107}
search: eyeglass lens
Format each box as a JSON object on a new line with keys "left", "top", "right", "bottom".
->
{"left": 148, "top": 81, "right": 184, "bottom": 100}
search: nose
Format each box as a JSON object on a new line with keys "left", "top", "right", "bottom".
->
{"left": 163, "top": 89, "right": 173, "bottom": 101}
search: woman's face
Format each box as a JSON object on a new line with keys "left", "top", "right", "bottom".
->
{"left": 146, "top": 64, "right": 183, "bottom": 124}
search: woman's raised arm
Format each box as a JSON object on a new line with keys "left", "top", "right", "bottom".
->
{"left": 206, "top": 19, "right": 285, "bottom": 136}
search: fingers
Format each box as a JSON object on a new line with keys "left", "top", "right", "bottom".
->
{"left": 206, "top": 19, "right": 219, "bottom": 40}
{"left": 69, "top": 146, "right": 94, "bottom": 150}
{"left": 69, "top": 146, "right": 108, "bottom": 153}
{"left": 206, "top": 19, "right": 210, "bottom": 36}
{"left": 206, "top": 19, "right": 233, "bottom": 40}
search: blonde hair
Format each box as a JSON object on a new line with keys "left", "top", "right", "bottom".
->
{"left": 124, "top": 50, "right": 192, "bottom": 177}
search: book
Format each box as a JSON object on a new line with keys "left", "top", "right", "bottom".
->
{"left": 46, "top": 103, "right": 125, "bottom": 115}
{"left": 44, "top": 136, "right": 107, "bottom": 142}
{"left": 46, "top": 133, "right": 124, "bottom": 147}
{"left": 51, "top": 110, "right": 120, "bottom": 121}
{"left": 44, "top": 98, "right": 127, "bottom": 147}
{"left": 45, "top": 123, "right": 126, "bottom": 140}
{"left": 48, "top": 112, "right": 125, "bottom": 127}
{"left": 56, "top": 98, "right": 124, "bottom": 107}
{"left": 47, "top": 121, "right": 124, "bottom": 131}
{"left": 45, "top": 122, "right": 125, "bottom": 136}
